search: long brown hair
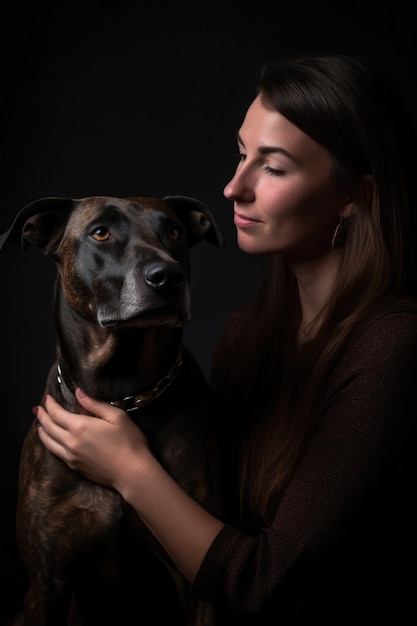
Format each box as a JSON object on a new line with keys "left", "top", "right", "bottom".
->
{"left": 224, "top": 54, "right": 417, "bottom": 529}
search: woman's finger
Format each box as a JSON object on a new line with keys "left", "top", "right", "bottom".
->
{"left": 35, "top": 400, "right": 69, "bottom": 437}
{"left": 42, "top": 394, "right": 74, "bottom": 430}
{"left": 75, "top": 388, "right": 128, "bottom": 425}
{"left": 35, "top": 404, "right": 76, "bottom": 464}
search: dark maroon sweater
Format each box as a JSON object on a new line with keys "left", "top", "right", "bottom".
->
{"left": 192, "top": 297, "right": 417, "bottom": 624}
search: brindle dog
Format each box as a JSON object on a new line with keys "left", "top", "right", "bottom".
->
{"left": 0, "top": 195, "right": 225, "bottom": 626}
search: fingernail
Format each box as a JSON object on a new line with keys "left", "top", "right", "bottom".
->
{"left": 76, "top": 387, "right": 86, "bottom": 398}
{"left": 32, "top": 406, "right": 39, "bottom": 417}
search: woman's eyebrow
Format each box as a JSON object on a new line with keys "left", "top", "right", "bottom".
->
{"left": 236, "top": 132, "right": 296, "bottom": 162}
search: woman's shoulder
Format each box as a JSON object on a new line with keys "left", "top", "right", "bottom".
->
{"left": 324, "top": 296, "right": 417, "bottom": 427}
{"left": 352, "top": 296, "right": 417, "bottom": 344}
{"left": 213, "top": 303, "right": 252, "bottom": 349}
{"left": 209, "top": 303, "right": 252, "bottom": 390}
{"left": 333, "top": 295, "right": 417, "bottom": 387}
{"left": 372, "top": 295, "right": 417, "bottom": 316}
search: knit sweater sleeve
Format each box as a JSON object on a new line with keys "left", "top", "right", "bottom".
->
{"left": 192, "top": 301, "right": 417, "bottom": 621}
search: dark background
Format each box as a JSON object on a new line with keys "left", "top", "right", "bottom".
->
{"left": 1, "top": 1, "right": 416, "bottom": 623}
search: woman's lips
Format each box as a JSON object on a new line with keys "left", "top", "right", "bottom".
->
{"left": 234, "top": 212, "right": 262, "bottom": 228}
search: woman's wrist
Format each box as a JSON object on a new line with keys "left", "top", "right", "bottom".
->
{"left": 115, "top": 446, "right": 224, "bottom": 582}
{"left": 115, "top": 446, "right": 159, "bottom": 506}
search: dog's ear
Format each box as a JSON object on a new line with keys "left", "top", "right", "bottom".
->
{"left": 163, "top": 195, "right": 226, "bottom": 250}
{"left": 0, "top": 197, "right": 76, "bottom": 255}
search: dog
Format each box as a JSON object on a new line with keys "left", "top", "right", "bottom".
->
{"left": 0, "top": 195, "right": 225, "bottom": 626}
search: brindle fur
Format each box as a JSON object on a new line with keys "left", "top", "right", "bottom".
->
{"left": 0, "top": 195, "right": 225, "bottom": 626}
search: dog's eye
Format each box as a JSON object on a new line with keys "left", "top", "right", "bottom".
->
{"left": 167, "top": 226, "right": 182, "bottom": 241}
{"left": 91, "top": 226, "right": 110, "bottom": 241}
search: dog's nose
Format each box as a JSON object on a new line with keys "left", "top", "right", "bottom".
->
{"left": 144, "top": 261, "right": 185, "bottom": 291}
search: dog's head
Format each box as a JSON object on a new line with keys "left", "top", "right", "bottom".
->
{"left": 0, "top": 195, "right": 225, "bottom": 329}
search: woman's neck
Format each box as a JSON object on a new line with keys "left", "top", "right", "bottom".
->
{"left": 291, "top": 249, "right": 344, "bottom": 338}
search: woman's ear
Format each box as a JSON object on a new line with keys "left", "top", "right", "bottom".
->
{"left": 340, "top": 201, "right": 356, "bottom": 220}
{"left": 339, "top": 174, "right": 374, "bottom": 219}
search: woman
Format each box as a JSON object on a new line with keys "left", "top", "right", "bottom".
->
{"left": 35, "top": 54, "right": 417, "bottom": 623}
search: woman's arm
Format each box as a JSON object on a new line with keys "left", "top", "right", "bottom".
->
{"left": 35, "top": 389, "right": 225, "bottom": 583}
{"left": 35, "top": 304, "right": 417, "bottom": 620}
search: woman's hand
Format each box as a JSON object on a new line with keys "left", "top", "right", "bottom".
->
{"left": 35, "top": 388, "right": 150, "bottom": 491}
{"left": 36, "top": 388, "right": 225, "bottom": 583}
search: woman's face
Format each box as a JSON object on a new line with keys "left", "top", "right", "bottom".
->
{"left": 224, "top": 95, "right": 350, "bottom": 261}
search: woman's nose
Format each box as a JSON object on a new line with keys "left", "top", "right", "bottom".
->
{"left": 223, "top": 170, "right": 255, "bottom": 202}
{"left": 223, "top": 178, "right": 235, "bottom": 199}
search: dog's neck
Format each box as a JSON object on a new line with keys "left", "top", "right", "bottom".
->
{"left": 57, "top": 348, "right": 184, "bottom": 414}
{"left": 54, "top": 291, "right": 186, "bottom": 406}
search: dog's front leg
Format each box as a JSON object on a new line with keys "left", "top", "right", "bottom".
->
{"left": 17, "top": 424, "right": 124, "bottom": 625}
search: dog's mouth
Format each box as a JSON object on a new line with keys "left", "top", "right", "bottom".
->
{"left": 98, "top": 306, "right": 189, "bottom": 330}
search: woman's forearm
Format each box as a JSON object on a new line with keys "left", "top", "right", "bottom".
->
{"left": 35, "top": 391, "right": 224, "bottom": 582}
{"left": 118, "top": 449, "right": 225, "bottom": 583}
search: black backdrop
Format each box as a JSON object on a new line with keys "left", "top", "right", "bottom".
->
{"left": 1, "top": 1, "right": 416, "bottom": 623}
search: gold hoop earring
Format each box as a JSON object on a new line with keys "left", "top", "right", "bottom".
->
{"left": 332, "top": 218, "right": 349, "bottom": 249}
